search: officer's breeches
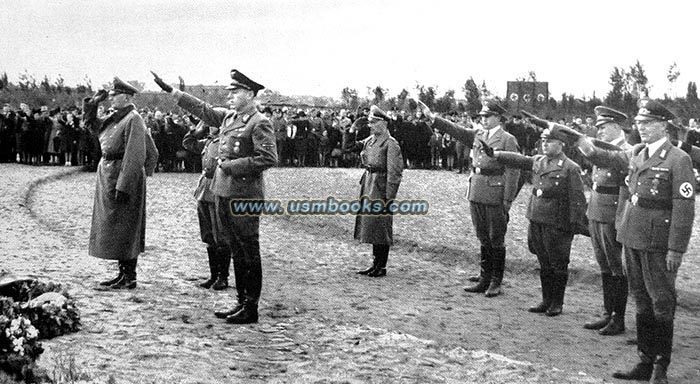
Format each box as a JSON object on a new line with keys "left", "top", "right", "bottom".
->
{"left": 470, "top": 202, "right": 508, "bottom": 249}
{"left": 624, "top": 247, "right": 677, "bottom": 323}
{"left": 215, "top": 195, "right": 262, "bottom": 302}
{"left": 528, "top": 221, "right": 573, "bottom": 275}
{"left": 589, "top": 220, "right": 624, "bottom": 276}
{"left": 197, "top": 200, "right": 221, "bottom": 246}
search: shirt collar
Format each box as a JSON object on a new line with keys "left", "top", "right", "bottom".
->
{"left": 646, "top": 137, "right": 668, "bottom": 158}
{"left": 485, "top": 125, "right": 502, "bottom": 136}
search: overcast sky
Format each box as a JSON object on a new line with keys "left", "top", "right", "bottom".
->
{"left": 2, "top": 0, "right": 698, "bottom": 100}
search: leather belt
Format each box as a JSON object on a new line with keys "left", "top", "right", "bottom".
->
{"left": 102, "top": 152, "right": 124, "bottom": 161}
{"left": 629, "top": 195, "right": 672, "bottom": 210}
{"left": 592, "top": 184, "right": 620, "bottom": 195}
{"left": 472, "top": 167, "right": 505, "bottom": 176}
{"left": 532, "top": 188, "right": 562, "bottom": 199}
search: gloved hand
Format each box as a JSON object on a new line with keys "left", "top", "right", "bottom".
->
{"left": 521, "top": 110, "right": 549, "bottom": 129}
{"left": 479, "top": 139, "right": 494, "bottom": 157}
{"left": 92, "top": 89, "right": 108, "bottom": 104}
{"left": 192, "top": 121, "right": 209, "bottom": 139}
{"left": 151, "top": 71, "right": 173, "bottom": 93}
{"left": 178, "top": 76, "right": 185, "bottom": 92}
{"left": 114, "top": 190, "right": 130, "bottom": 203}
{"left": 414, "top": 99, "right": 435, "bottom": 123}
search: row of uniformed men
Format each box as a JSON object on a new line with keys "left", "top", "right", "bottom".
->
{"left": 416, "top": 98, "right": 695, "bottom": 384}
{"left": 148, "top": 67, "right": 692, "bottom": 382}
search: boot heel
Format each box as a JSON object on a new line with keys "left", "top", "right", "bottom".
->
{"left": 212, "top": 277, "right": 229, "bottom": 290}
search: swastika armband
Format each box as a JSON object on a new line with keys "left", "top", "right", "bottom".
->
{"left": 679, "top": 182, "right": 694, "bottom": 198}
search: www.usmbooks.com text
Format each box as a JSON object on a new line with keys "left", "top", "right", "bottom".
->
{"left": 227, "top": 197, "right": 429, "bottom": 216}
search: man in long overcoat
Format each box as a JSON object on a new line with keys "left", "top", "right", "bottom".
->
{"left": 83, "top": 77, "right": 158, "bottom": 289}
{"left": 354, "top": 105, "right": 404, "bottom": 277}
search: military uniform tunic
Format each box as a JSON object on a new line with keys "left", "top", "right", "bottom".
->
{"left": 432, "top": 117, "right": 520, "bottom": 249}
{"left": 183, "top": 128, "right": 222, "bottom": 246}
{"left": 586, "top": 138, "right": 695, "bottom": 365}
{"left": 174, "top": 90, "right": 277, "bottom": 304}
{"left": 587, "top": 138, "right": 631, "bottom": 276}
{"left": 496, "top": 152, "right": 587, "bottom": 275}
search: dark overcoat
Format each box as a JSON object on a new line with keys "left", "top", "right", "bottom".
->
{"left": 83, "top": 100, "right": 158, "bottom": 260}
{"left": 353, "top": 134, "right": 404, "bottom": 244}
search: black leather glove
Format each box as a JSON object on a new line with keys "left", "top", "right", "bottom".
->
{"left": 521, "top": 110, "right": 549, "bottom": 129}
{"left": 92, "top": 89, "right": 108, "bottom": 104}
{"left": 151, "top": 71, "right": 173, "bottom": 93}
{"left": 178, "top": 76, "right": 185, "bottom": 92}
{"left": 479, "top": 139, "right": 494, "bottom": 157}
{"left": 114, "top": 190, "right": 130, "bottom": 203}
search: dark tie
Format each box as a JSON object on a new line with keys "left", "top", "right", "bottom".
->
{"left": 643, "top": 147, "right": 649, "bottom": 161}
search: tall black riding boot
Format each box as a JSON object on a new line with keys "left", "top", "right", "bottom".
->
{"left": 485, "top": 247, "right": 505, "bottom": 297}
{"left": 226, "top": 263, "right": 262, "bottom": 324}
{"left": 529, "top": 270, "right": 553, "bottom": 313}
{"left": 468, "top": 246, "right": 491, "bottom": 282}
{"left": 226, "top": 298, "right": 259, "bottom": 324}
{"left": 100, "top": 261, "right": 124, "bottom": 286}
{"left": 650, "top": 320, "right": 673, "bottom": 384}
{"left": 465, "top": 246, "right": 492, "bottom": 293}
{"left": 226, "top": 240, "right": 261, "bottom": 324}
{"left": 613, "top": 314, "right": 655, "bottom": 380}
{"left": 199, "top": 247, "right": 219, "bottom": 289}
{"left": 214, "top": 251, "right": 247, "bottom": 319}
{"left": 112, "top": 259, "right": 137, "bottom": 290}
{"left": 368, "top": 245, "right": 388, "bottom": 277}
{"left": 358, "top": 245, "right": 380, "bottom": 275}
{"left": 212, "top": 247, "right": 230, "bottom": 290}
{"left": 585, "top": 273, "right": 612, "bottom": 329}
{"left": 599, "top": 275, "right": 626, "bottom": 335}
{"left": 546, "top": 272, "right": 567, "bottom": 317}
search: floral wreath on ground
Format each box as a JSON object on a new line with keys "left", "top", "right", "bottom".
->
{"left": 0, "top": 270, "right": 81, "bottom": 383}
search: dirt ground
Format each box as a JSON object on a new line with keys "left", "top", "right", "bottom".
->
{"left": 3, "top": 164, "right": 699, "bottom": 383}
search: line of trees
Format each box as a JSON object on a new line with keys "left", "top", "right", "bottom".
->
{"left": 338, "top": 61, "right": 700, "bottom": 122}
{"left": 2, "top": 61, "right": 700, "bottom": 121}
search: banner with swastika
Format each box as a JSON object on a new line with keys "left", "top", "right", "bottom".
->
{"left": 506, "top": 81, "right": 549, "bottom": 112}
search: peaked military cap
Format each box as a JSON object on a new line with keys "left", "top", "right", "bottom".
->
{"left": 226, "top": 69, "right": 265, "bottom": 94}
{"left": 541, "top": 126, "right": 570, "bottom": 143}
{"left": 110, "top": 76, "right": 139, "bottom": 96}
{"left": 478, "top": 100, "right": 507, "bottom": 116}
{"left": 635, "top": 99, "right": 675, "bottom": 122}
{"left": 594, "top": 106, "right": 627, "bottom": 127}
{"left": 368, "top": 105, "right": 390, "bottom": 122}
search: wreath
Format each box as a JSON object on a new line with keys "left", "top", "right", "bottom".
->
{"left": 0, "top": 271, "right": 80, "bottom": 382}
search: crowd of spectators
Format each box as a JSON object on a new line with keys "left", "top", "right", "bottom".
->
{"left": 0, "top": 103, "right": 100, "bottom": 168}
{"left": 3, "top": 101, "right": 698, "bottom": 176}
